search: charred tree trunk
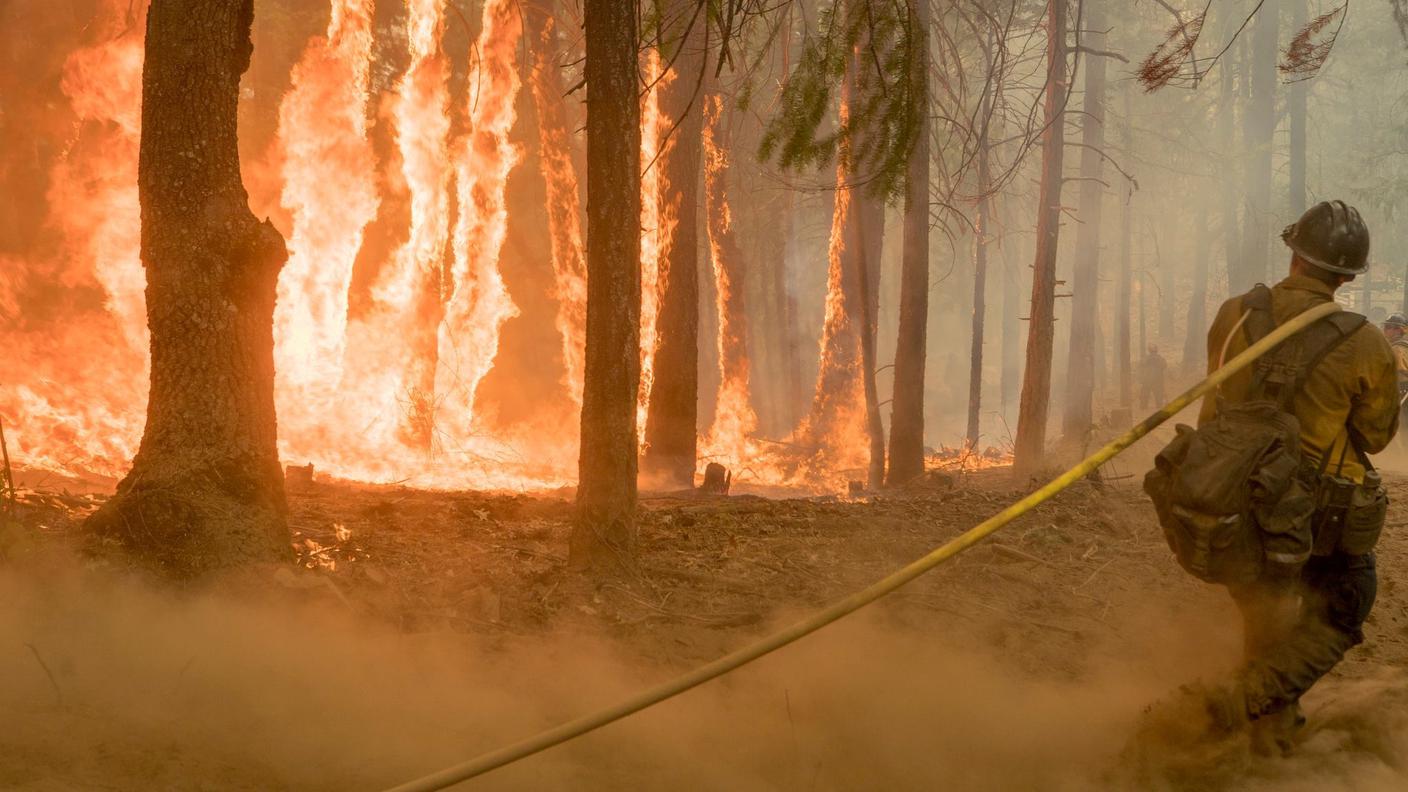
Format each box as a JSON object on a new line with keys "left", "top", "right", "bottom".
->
{"left": 855, "top": 182, "right": 887, "bottom": 490}
{"left": 887, "top": 0, "right": 930, "bottom": 486}
{"left": 1013, "top": 0, "right": 1067, "bottom": 478}
{"left": 1116, "top": 86, "right": 1133, "bottom": 410}
{"left": 642, "top": 5, "right": 705, "bottom": 489}
{"left": 1061, "top": 0, "right": 1106, "bottom": 442}
{"left": 1238, "top": 1, "right": 1278, "bottom": 291}
{"left": 570, "top": 0, "right": 640, "bottom": 570}
{"left": 87, "top": 0, "right": 291, "bottom": 577}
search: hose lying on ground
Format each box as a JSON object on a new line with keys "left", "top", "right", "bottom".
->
{"left": 382, "top": 301, "right": 1339, "bottom": 792}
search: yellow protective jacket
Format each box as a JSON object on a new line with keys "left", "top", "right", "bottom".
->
{"left": 1199, "top": 274, "right": 1399, "bottom": 482}
{"left": 1391, "top": 339, "right": 1408, "bottom": 381}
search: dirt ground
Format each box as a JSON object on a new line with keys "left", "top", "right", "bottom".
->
{"left": 3, "top": 450, "right": 1408, "bottom": 790}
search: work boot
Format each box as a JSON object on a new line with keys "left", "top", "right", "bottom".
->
{"left": 1134, "top": 681, "right": 1250, "bottom": 748}
{"left": 1200, "top": 681, "right": 1253, "bottom": 738}
{"left": 1249, "top": 701, "right": 1306, "bottom": 757}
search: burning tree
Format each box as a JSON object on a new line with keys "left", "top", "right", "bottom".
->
{"left": 87, "top": 0, "right": 292, "bottom": 576}
{"left": 570, "top": 0, "right": 643, "bottom": 571}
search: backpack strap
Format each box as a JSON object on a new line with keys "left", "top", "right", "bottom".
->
{"left": 1250, "top": 305, "right": 1365, "bottom": 409}
{"left": 1241, "top": 284, "right": 1276, "bottom": 346}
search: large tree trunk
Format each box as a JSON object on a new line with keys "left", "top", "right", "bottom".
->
{"left": 570, "top": 0, "right": 640, "bottom": 570}
{"left": 1060, "top": 0, "right": 1106, "bottom": 442}
{"left": 1238, "top": 1, "right": 1278, "bottom": 291}
{"left": 1012, "top": 0, "right": 1067, "bottom": 478}
{"left": 87, "top": 0, "right": 291, "bottom": 577}
{"left": 642, "top": 3, "right": 705, "bottom": 489}
{"left": 887, "top": 0, "right": 930, "bottom": 486}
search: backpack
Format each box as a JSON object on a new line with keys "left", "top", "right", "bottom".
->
{"left": 1143, "top": 285, "right": 1366, "bottom": 585}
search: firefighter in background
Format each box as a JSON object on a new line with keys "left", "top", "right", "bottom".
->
{"left": 1188, "top": 201, "right": 1396, "bottom": 754}
{"left": 1140, "top": 344, "right": 1168, "bottom": 409}
{"left": 1383, "top": 313, "right": 1408, "bottom": 386}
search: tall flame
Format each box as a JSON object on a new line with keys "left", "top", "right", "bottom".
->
{"left": 637, "top": 51, "right": 677, "bottom": 447}
{"left": 531, "top": 12, "right": 588, "bottom": 409}
{"left": 364, "top": 0, "right": 453, "bottom": 449}
{"left": 435, "top": 0, "right": 523, "bottom": 442}
{"left": 795, "top": 95, "right": 868, "bottom": 485}
{"left": 272, "top": 0, "right": 378, "bottom": 462}
{"left": 699, "top": 94, "right": 758, "bottom": 468}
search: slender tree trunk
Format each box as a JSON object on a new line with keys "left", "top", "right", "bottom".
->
{"left": 855, "top": 184, "right": 886, "bottom": 489}
{"left": 964, "top": 136, "right": 989, "bottom": 451}
{"left": 1061, "top": 0, "right": 1106, "bottom": 441}
{"left": 571, "top": 0, "right": 640, "bottom": 570}
{"left": 1001, "top": 212, "right": 1020, "bottom": 414}
{"left": 1013, "top": 0, "right": 1067, "bottom": 478}
{"left": 1183, "top": 206, "right": 1211, "bottom": 373}
{"left": 1289, "top": 0, "right": 1307, "bottom": 217}
{"left": 1117, "top": 86, "right": 1133, "bottom": 409}
{"left": 1157, "top": 228, "right": 1175, "bottom": 343}
{"left": 87, "top": 0, "right": 291, "bottom": 577}
{"left": 887, "top": 0, "right": 930, "bottom": 485}
{"left": 1238, "top": 0, "right": 1278, "bottom": 291}
{"left": 642, "top": 3, "right": 705, "bottom": 488}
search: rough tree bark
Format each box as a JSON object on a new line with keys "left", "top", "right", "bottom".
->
{"left": 642, "top": 2, "right": 705, "bottom": 489}
{"left": 887, "top": 0, "right": 930, "bottom": 486}
{"left": 1061, "top": 0, "right": 1107, "bottom": 442}
{"left": 87, "top": 0, "right": 292, "bottom": 577}
{"left": 1012, "top": 0, "right": 1067, "bottom": 478}
{"left": 570, "top": 0, "right": 640, "bottom": 570}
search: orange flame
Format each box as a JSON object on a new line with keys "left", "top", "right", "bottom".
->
{"left": 531, "top": 13, "right": 588, "bottom": 409}
{"left": 0, "top": 0, "right": 149, "bottom": 478}
{"left": 272, "top": 0, "right": 378, "bottom": 464}
{"left": 435, "top": 0, "right": 523, "bottom": 442}
{"left": 794, "top": 96, "right": 868, "bottom": 486}
{"left": 637, "top": 51, "right": 677, "bottom": 450}
{"left": 699, "top": 94, "right": 759, "bottom": 469}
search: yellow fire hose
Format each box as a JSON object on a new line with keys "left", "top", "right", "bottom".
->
{"left": 383, "top": 301, "right": 1338, "bottom": 792}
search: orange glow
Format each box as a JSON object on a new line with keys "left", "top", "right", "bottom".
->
{"left": 0, "top": 0, "right": 148, "bottom": 478}
{"left": 2, "top": 2, "right": 888, "bottom": 496}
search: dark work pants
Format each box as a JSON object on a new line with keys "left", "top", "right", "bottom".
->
{"left": 1229, "top": 553, "right": 1378, "bottom": 717}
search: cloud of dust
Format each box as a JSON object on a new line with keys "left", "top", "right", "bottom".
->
{"left": 0, "top": 552, "right": 1404, "bottom": 792}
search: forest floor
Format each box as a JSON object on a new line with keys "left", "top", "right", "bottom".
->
{"left": 4, "top": 448, "right": 1408, "bottom": 790}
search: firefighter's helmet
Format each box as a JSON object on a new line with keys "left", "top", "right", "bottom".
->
{"left": 1281, "top": 200, "right": 1370, "bottom": 275}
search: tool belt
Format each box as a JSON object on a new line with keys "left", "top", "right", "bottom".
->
{"left": 1298, "top": 462, "right": 1387, "bottom": 557}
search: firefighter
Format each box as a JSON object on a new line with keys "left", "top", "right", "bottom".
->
{"left": 1140, "top": 344, "right": 1168, "bottom": 409}
{"left": 1383, "top": 313, "right": 1408, "bottom": 386}
{"left": 1198, "top": 200, "right": 1398, "bottom": 754}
